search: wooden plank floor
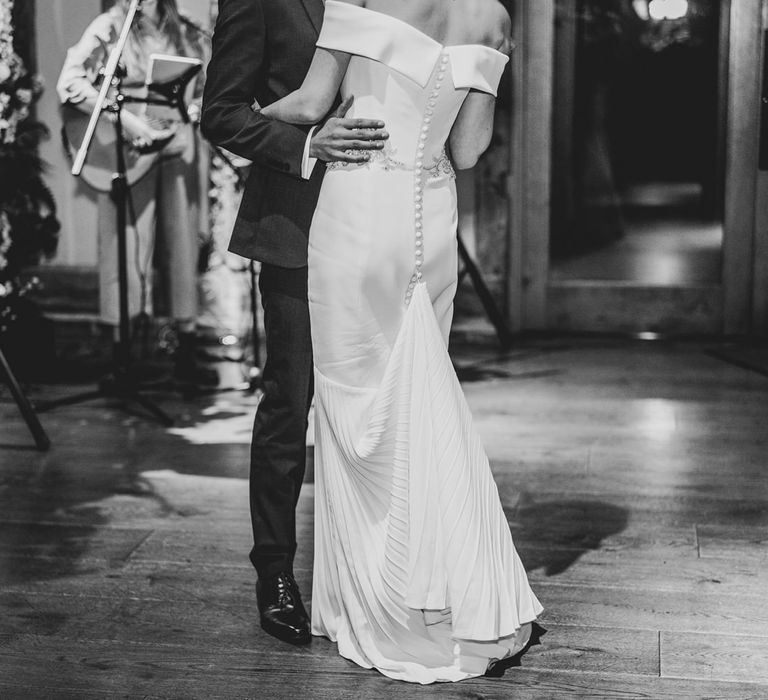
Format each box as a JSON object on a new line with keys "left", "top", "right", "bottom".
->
{"left": 1, "top": 338, "right": 768, "bottom": 698}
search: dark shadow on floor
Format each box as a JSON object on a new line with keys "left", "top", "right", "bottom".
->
{"left": 0, "top": 389, "right": 260, "bottom": 587}
{"left": 508, "top": 499, "right": 629, "bottom": 576}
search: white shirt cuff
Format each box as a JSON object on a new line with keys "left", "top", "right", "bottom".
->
{"left": 301, "top": 126, "right": 319, "bottom": 179}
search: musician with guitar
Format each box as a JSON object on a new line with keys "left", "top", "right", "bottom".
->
{"left": 57, "top": 0, "right": 212, "bottom": 384}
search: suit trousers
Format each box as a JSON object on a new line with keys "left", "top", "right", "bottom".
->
{"left": 249, "top": 263, "right": 313, "bottom": 579}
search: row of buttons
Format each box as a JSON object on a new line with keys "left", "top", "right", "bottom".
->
{"left": 405, "top": 52, "right": 450, "bottom": 306}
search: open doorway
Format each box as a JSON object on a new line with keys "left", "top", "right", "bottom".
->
{"left": 549, "top": 0, "right": 726, "bottom": 287}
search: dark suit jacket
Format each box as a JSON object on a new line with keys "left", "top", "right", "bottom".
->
{"left": 201, "top": 0, "right": 325, "bottom": 268}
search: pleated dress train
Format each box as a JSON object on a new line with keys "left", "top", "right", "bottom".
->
{"left": 306, "top": 2, "right": 543, "bottom": 683}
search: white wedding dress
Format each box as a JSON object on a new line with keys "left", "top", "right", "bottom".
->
{"left": 307, "top": 1, "right": 543, "bottom": 684}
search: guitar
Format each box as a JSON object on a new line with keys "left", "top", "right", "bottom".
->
{"left": 61, "top": 93, "right": 181, "bottom": 193}
{"left": 61, "top": 57, "right": 202, "bottom": 193}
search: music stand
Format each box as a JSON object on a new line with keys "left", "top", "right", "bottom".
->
{"left": 37, "top": 0, "right": 196, "bottom": 426}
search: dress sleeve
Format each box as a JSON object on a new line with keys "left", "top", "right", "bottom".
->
{"left": 448, "top": 46, "right": 509, "bottom": 97}
{"left": 316, "top": 1, "right": 441, "bottom": 87}
{"left": 315, "top": 1, "right": 380, "bottom": 57}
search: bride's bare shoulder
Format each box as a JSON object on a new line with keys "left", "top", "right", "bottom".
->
{"left": 463, "top": 0, "right": 512, "bottom": 51}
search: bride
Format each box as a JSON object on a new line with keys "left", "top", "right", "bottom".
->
{"left": 260, "top": 0, "right": 542, "bottom": 683}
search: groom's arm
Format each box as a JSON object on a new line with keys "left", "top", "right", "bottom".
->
{"left": 202, "top": 0, "right": 388, "bottom": 177}
{"left": 202, "top": 0, "right": 309, "bottom": 177}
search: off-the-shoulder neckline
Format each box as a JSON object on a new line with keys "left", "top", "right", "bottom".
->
{"left": 324, "top": 0, "right": 509, "bottom": 59}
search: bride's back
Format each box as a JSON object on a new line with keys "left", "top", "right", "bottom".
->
{"left": 320, "top": 0, "right": 512, "bottom": 181}
{"left": 361, "top": 0, "right": 510, "bottom": 50}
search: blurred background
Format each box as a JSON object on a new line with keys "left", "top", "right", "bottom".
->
{"left": 2, "top": 3, "right": 768, "bottom": 696}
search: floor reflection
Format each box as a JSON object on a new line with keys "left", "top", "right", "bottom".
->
{"left": 551, "top": 183, "right": 722, "bottom": 285}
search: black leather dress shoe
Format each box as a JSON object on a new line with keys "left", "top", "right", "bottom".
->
{"left": 256, "top": 572, "right": 311, "bottom": 645}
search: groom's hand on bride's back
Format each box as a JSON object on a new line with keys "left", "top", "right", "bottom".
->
{"left": 309, "top": 96, "right": 388, "bottom": 163}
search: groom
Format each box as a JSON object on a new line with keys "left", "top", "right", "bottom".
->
{"left": 202, "top": 0, "right": 386, "bottom": 645}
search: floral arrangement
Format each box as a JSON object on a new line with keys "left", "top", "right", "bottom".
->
{"left": 0, "top": 0, "right": 31, "bottom": 146}
{"left": 0, "top": 0, "right": 59, "bottom": 305}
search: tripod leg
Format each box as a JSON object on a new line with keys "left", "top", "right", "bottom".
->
{"left": 129, "top": 391, "right": 175, "bottom": 427}
{"left": 0, "top": 348, "right": 51, "bottom": 451}
{"left": 457, "top": 233, "right": 514, "bottom": 350}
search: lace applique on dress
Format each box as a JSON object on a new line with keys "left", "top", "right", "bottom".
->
{"left": 327, "top": 146, "right": 455, "bottom": 180}
{"left": 425, "top": 151, "right": 455, "bottom": 180}
{"left": 327, "top": 141, "right": 408, "bottom": 172}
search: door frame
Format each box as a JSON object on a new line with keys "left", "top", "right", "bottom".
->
{"left": 507, "top": 0, "right": 765, "bottom": 335}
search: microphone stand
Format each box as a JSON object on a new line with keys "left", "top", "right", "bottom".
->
{"left": 37, "top": 0, "right": 174, "bottom": 425}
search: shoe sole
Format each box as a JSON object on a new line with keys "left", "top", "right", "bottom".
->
{"left": 260, "top": 620, "right": 311, "bottom": 646}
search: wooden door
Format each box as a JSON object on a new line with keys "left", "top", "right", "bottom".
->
{"left": 506, "top": 0, "right": 765, "bottom": 335}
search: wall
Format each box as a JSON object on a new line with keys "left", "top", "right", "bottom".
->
{"left": 178, "top": 0, "right": 211, "bottom": 26}
{"left": 37, "top": 0, "right": 102, "bottom": 268}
